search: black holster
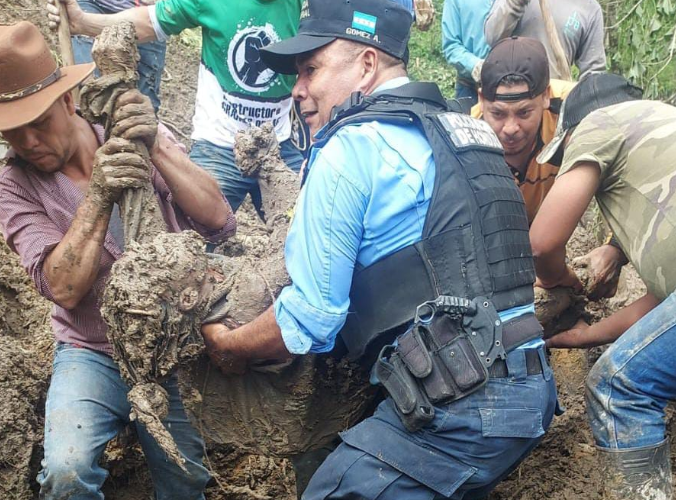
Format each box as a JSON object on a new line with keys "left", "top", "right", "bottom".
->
{"left": 376, "top": 296, "right": 506, "bottom": 432}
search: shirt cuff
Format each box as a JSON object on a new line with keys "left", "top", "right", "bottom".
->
{"left": 185, "top": 209, "right": 237, "bottom": 244}
{"left": 274, "top": 286, "right": 347, "bottom": 355}
{"left": 34, "top": 241, "right": 59, "bottom": 302}
{"left": 148, "top": 4, "right": 170, "bottom": 42}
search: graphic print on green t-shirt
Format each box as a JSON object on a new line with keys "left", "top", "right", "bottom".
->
{"left": 154, "top": 0, "right": 301, "bottom": 147}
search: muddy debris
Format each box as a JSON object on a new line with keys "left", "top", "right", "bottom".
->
{"left": 0, "top": 239, "right": 52, "bottom": 500}
{"left": 81, "top": 23, "right": 375, "bottom": 464}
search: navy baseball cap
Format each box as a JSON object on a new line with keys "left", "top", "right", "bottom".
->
{"left": 260, "top": 0, "right": 414, "bottom": 75}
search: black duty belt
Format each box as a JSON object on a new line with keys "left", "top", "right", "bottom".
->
{"left": 488, "top": 349, "right": 545, "bottom": 378}
{"left": 500, "top": 312, "right": 542, "bottom": 353}
{"left": 489, "top": 311, "right": 545, "bottom": 377}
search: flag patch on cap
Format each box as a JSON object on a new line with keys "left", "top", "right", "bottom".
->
{"left": 352, "top": 11, "right": 377, "bottom": 35}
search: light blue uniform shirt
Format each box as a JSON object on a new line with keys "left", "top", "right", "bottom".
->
{"left": 274, "top": 77, "right": 541, "bottom": 354}
{"left": 442, "top": 0, "right": 494, "bottom": 79}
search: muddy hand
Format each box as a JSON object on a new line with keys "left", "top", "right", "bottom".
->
{"left": 46, "top": 0, "right": 85, "bottom": 34}
{"left": 111, "top": 90, "right": 158, "bottom": 151}
{"left": 201, "top": 323, "right": 247, "bottom": 375}
{"left": 573, "top": 245, "right": 623, "bottom": 300}
{"left": 414, "top": 0, "right": 435, "bottom": 31}
{"left": 91, "top": 138, "right": 150, "bottom": 207}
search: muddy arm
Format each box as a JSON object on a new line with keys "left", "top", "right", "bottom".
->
{"left": 81, "top": 22, "right": 166, "bottom": 246}
{"left": 547, "top": 293, "right": 660, "bottom": 348}
{"left": 41, "top": 192, "right": 113, "bottom": 309}
{"left": 234, "top": 123, "right": 300, "bottom": 244}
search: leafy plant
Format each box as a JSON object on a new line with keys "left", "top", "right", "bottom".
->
{"left": 408, "top": 0, "right": 456, "bottom": 97}
{"left": 600, "top": 0, "right": 676, "bottom": 99}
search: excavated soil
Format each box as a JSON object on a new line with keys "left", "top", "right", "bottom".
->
{"left": 1, "top": 3, "right": 674, "bottom": 499}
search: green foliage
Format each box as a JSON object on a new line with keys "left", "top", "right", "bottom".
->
{"left": 408, "top": 0, "right": 457, "bottom": 97}
{"left": 601, "top": 0, "right": 676, "bottom": 99}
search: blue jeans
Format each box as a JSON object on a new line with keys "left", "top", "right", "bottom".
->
{"left": 73, "top": 0, "right": 166, "bottom": 112}
{"left": 586, "top": 291, "right": 676, "bottom": 450}
{"left": 303, "top": 346, "right": 557, "bottom": 499}
{"left": 455, "top": 82, "right": 478, "bottom": 107}
{"left": 37, "top": 344, "right": 209, "bottom": 500}
{"left": 189, "top": 138, "right": 304, "bottom": 213}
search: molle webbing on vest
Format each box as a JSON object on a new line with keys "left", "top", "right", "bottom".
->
{"left": 334, "top": 82, "right": 536, "bottom": 362}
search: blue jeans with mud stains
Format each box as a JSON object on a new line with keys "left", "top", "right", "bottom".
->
{"left": 72, "top": 0, "right": 166, "bottom": 112}
{"left": 189, "top": 138, "right": 304, "bottom": 213}
{"left": 302, "top": 346, "right": 558, "bottom": 499}
{"left": 37, "top": 343, "right": 209, "bottom": 500}
{"left": 586, "top": 291, "right": 676, "bottom": 450}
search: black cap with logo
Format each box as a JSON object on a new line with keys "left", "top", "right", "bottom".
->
{"left": 260, "top": 0, "right": 413, "bottom": 75}
{"left": 537, "top": 73, "right": 643, "bottom": 164}
{"left": 480, "top": 36, "right": 550, "bottom": 102}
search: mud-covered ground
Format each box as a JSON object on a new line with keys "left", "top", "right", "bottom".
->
{"left": 1, "top": 2, "right": 674, "bottom": 499}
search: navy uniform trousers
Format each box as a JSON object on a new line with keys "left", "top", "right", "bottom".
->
{"left": 303, "top": 346, "right": 557, "bottom": 500}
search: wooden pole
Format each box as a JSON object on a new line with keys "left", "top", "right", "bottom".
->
{"left": 539, "top": 0, "right": 573, "bottom": 81}
{"left": 55, "top": 1, "right": 80, "bottom": 102}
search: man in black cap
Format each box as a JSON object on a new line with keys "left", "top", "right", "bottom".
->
{"left": 474, "top": 37, "right": 575, "bottom": 224}
{"left": 475, "top": 37, "right": 626, "bottom": 300}
{"left": 530, "top": 73, "right": 674, "bottom": 500}
{"left": 202, "top": 0, "right": 557, "bottom": 498}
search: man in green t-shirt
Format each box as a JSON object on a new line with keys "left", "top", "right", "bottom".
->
{"left": 530, "top": 73, "right": 675, "bottom": 499}
{"left": 48, "top": 0, "right": 304, "bottom": 212}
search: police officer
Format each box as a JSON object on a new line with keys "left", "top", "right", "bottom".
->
{"left": 201, "top": 0, "right": 558, "bottom": 497}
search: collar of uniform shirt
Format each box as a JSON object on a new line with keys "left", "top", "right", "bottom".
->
{"left": 313, "top": 76, "right": 412, "bottom": 142}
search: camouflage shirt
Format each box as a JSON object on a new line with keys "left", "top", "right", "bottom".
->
{"left": 558, "top": 100, "right": 676, "bottom": 300}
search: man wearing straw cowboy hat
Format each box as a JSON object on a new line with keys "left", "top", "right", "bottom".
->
{"left": 0, "top": 21, "right": 235, "bottom": 499}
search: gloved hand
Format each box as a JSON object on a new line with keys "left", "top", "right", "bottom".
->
{"left": 111, "top": 89, "right": 158, "bottom": 151}
{"left": 414, "top": 0, "right": 435, "bottom": 31}
{"left": 46, "top": 0, "right": 85, "bottom": 34}
{"left": 89, "top": 137, "right": 150, "bottom": 208}
{"left": 471, "top": 59, "right": 484, "bottom": 84}
{"left": 573, "top": 244, "right": 625, "bottom": 300}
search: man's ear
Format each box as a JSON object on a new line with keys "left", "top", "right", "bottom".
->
{"left": 543, "top": 84, "right": 552, "bottom": 110}
{"left": 62, "top": 91, "right": 76, "bottom": 116}
{"left": 358, "top": 48, "right": 379, "bottom": 91}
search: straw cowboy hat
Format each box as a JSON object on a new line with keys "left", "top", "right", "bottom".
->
{"left": 0, "top": 21, "right": 95, "bottom": 132}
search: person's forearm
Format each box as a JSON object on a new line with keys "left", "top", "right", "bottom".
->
{"left": 151, "top": 133, "right": 231, "bottom": 229}
{"left": 533, "top": 244, "right": 568, "bottom": 287}
{"left": 484, "top": 0, "right": 529, "bottom": 46}
{"left": 44, "top": 194, "right": 112, "bottom": 309}
{"left": 442, "top": 39, "right": 480, "bottom": 76}
{"left": 77, "top": 6, "right": 157, "bottom": 43}
{"left": 441, "top": 7, "right": 480, "bottom": 75}
{"left": 571, "top": 293, "right": 661, "bottom": 348}
{"left": 211, "top": 307, "right": 291, "bottom": 361}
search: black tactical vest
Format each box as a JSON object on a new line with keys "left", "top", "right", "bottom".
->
{"left": 323, "top": 82, "right": 536, "bottom": 363}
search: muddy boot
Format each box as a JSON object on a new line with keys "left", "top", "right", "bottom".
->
{"left": 597, "top": 439, "right": 673, "bottom": 500}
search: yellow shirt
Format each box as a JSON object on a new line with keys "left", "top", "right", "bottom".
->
{"left": 472, "top": 79, "right": 576, "bottom": 223}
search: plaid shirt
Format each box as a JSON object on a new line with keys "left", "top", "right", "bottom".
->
{"left": 0, "top": 123, "right": 236, "bottom": 355}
